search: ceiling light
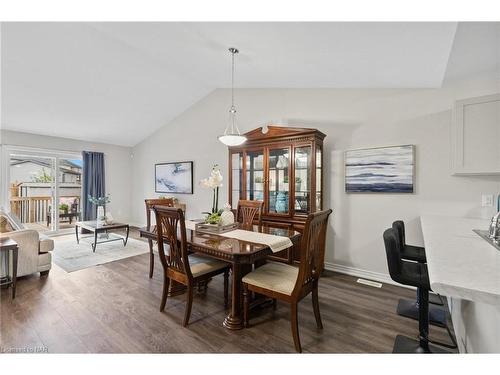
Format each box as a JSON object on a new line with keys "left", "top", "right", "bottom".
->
{"left": 218, "top": 48, "right": 247, "bottom": 147}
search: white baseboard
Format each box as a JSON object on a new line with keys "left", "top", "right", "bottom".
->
{"left": 324, "top": 262, "right": 413, "bottom": 289}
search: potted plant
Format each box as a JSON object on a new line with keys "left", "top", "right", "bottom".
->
{"left": 200, "top": 164, "right": 224, "bottom": 224}
{"left": 59, "top": 203, "right": 69, "bottom": 214}
{"left": 88, "top": 194, "right": 111, "bottom": 226}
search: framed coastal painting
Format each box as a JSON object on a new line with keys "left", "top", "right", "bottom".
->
{"left": 155, "top": 161, "right": 193, "bottom": 194}
{"left": 345, "top": 145, "right": 415, "bottom": 193}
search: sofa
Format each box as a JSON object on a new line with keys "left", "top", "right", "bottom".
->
{"left": 0, "top": 209, "right": 53, "bottom": 278}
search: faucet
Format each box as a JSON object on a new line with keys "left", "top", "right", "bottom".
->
{"left": 489, "top": 211, "right": 500, "bottom": 240}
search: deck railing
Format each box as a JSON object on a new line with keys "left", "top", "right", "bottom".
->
{"left": 10, "top": 196, "right": 81, "bottom": 224}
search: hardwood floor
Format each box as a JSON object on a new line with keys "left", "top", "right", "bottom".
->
{"left": 0, "top": 228, "right": 455, "bottom": 353}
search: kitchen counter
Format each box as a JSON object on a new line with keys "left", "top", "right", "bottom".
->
{"left": 421, "top": 215, "right": 500, "bottom": 352}
{"left": 420, "top": 215, "right": 500, "bottom": 306}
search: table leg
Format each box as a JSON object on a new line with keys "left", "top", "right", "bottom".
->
{"left": 124, "top": 226, "right": 129, "bottom": 246}
{"left": 92, "top": 231, "right": 98, "bottom": 252}
{"left": 75, "top": 225, "right": 80, "bottom": 244}
{"left": 148, "top": 239, "right": 154, "bottom": 278}
{"left": 12, "top": 248, "right": 17, "bottom": 299}
{"left": 2, "top": 251, "right": 8, "bottom": 284}
{"left": 223, "top": 263, "right": 250, "bottom": 330}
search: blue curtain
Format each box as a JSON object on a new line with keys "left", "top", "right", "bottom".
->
{"left": 82, "top": 151, "right": 105, "bottom": 221}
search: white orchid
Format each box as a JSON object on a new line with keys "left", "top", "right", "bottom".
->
{"left": 200, "top": 165, "right": 223, "bottom": 189}
{"left": 200, "top": 164, "right": 224, "bottom": 214}
{"left": 211, "top": 167, "right": 223, "bottom": 187}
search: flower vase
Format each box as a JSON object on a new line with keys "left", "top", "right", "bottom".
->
{"left": 220, "top": 206, "right": 235, "bottom": 226}
{"left": 275, "top": 192, "right": 288, "bottom": 213}
{"left": 96, "top": 205, "right": 105, "bottom": 226}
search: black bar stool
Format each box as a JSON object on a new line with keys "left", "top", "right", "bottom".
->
{"left": 383, "top": 228, "right": 450, "bottom": 353}
{"left": 392, "top": 221, "right": 446, "bottom": 327}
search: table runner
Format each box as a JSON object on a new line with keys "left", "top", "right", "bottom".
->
{"left": 185, "top": 220, "right": 293, "bottom": 253}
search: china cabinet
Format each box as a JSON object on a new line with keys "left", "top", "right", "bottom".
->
{"left": 228, "top": 126, "right": 326, "bottom": 262}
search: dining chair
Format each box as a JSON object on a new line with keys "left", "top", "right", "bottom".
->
{"left": 236, "top": 200, "right": 264, "bottom": 227}
{"left": 153, "top": 206, "right": 230, "bottom": 327}
{"left": 242, "top": 209, "right": 333, "bottom": 352}
{"left": 145, "top": 198, "right": 174, "bottom": 278}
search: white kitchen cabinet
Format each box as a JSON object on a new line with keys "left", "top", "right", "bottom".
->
{"left": 452, "top": 93, "right": 500, "bottom": 175}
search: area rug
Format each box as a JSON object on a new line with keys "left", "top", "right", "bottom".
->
{"left": 52, "top": 234, "right": 149, "bottom": 272}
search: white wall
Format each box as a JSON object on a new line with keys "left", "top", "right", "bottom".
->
{"left": 0, "top": 130, "right": 133, "bottom": 222}
{"left": 131, "top": 72, "right": 500, "bottom": 278}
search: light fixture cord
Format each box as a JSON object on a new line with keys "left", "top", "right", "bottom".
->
{"left": 231, "top": 49, "right": 235, "bottom": 110}
{"left": 224, "top": 48, "right": 242, "bottom": 137}
{"left": 230, "top": 50, "right": 236, "bottom": 134}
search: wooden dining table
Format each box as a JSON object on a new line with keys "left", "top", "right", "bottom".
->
{"left": 139, "top": 222, "right": 301, "bottom": 330}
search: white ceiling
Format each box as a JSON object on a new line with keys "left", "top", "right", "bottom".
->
{"left": 443, "top": 22, "right": 500, "bottom": 83}
{"left": 0, "top": 22, "right": 479, "bottom": 146}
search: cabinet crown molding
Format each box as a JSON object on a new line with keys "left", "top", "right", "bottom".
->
{"left": 229, "top": 125, "right": 325, "bottom": 148}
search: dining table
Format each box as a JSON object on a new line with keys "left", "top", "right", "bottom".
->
{"left": 139, "top": 221, "right": 301, "bottom": 330}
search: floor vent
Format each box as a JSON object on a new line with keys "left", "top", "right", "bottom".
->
{"left": 356, "top": 278, "right": 382, "bottom": 288}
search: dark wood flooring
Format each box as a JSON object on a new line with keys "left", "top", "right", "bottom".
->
{"left": 0, "top": 228, "right": 454, "bottom": 353}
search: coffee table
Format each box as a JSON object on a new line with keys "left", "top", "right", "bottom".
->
{"left": 75, "top": 221, "right": 129, "bottom": 252}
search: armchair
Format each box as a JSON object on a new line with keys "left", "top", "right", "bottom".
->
{"left": 0, "top": 211, "right": 53, "bottom": 278}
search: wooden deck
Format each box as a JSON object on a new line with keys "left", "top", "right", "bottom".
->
{"left": 24, "top": 221, "right": 76, "bottom": 232}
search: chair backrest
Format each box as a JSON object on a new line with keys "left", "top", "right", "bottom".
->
{"left": 383, "top": 228, "right": 403, "bottom": 283}
{"left": 392, "top": 220, "right": 406, "bottom": 248}
{"left": 294, "top": 209, "right": 332, "bottom": 294}
{"left": 153, "top": 205, "right": 192, "bottom": 279}
{"left": 0, "top": 209, "right": 24, "bottom": 231}
{"left": 237, "top": 200, "right": 264, "bottom": 227}
{"left": 70, "top": 199, "right": 79, "bottom": 213}
{"left": 145, "top": 198, "right": 174, "bottom": 231}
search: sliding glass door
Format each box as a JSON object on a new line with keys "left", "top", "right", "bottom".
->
{"left": 4, "top": 147, "right": 82, "bottom": 235}
{"left": 56, "top": 157, "right": 83, "bottom": 232}
{"left": 9, "top": 154, "right": 57, "bottom": 233}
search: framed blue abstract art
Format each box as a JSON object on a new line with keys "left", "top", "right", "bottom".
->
{"left": 155, "top": 161, "right": 193, "bottom": 194}
{"left": 345, "top": 145, "right": 415, "bottom": 193}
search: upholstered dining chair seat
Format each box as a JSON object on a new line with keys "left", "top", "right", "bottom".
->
{"left": 189, "top": 254, "right": 229, "bottom": 278}
{"left": 242, "top": 261, "right": 299, "bottom": 296}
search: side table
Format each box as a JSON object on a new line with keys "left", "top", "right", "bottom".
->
{"left": 0, "top": 238, "right": 18, "bottom": 299}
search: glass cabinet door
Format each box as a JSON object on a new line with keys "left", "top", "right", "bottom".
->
{"left": 316, "top": 146, "right": 322, "bottom": 211}
{"left": 294, "top": 146, "right": 311, "bottom": 214}
{"left": 268, "top": 148, "right": 290, "bottom": 214}
{"left": 231, "top": 152, "right": 243, "bottom": 207}
{"left": 245, "top": 150, "right": 264, "bottom": 201}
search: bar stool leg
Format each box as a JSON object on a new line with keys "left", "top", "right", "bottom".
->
{"left": 393, "top": 288, "right": 451, "bottom": 353}
{"left": 418, "top": 287, "right": 430, "bottom": 352}
{"left": 397, "top": 288, "right": 446, "bottom": 327}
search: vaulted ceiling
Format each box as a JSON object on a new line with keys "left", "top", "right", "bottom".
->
{"left": 1, "top": 22, "right": 497, "bottom": 146}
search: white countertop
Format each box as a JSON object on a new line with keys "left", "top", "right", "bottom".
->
{"left": 420, "top": 215, "right": 500, "bottom": 306}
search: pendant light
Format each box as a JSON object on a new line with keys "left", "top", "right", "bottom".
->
{"left": 218, "top": 47, "right": 247, "bottom": 146}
